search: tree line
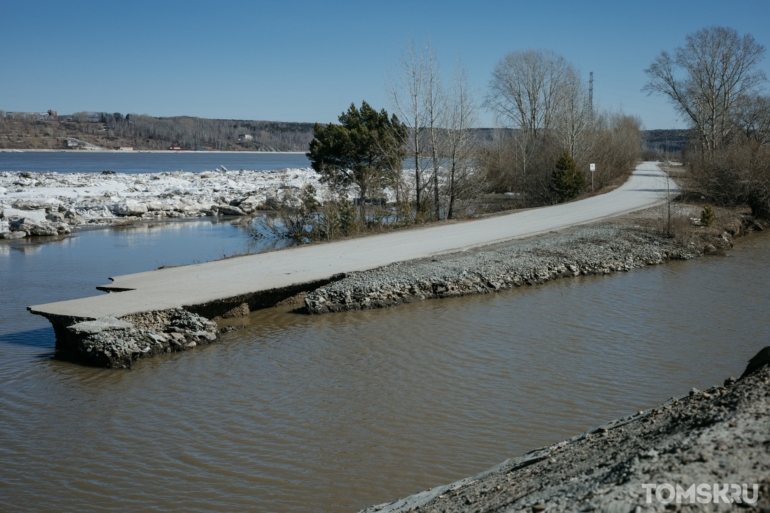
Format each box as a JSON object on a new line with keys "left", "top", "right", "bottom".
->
{"left": 299, "top": 25, "right": 770, "bottom": 245}
{"left": 297, "top": 40, "right": 643, "bottom": 242}
{"left": 481, "top": 49, "right": 641, "bottom": 206}
{"left": 644, "top": 26, "right": 770, "bottom": 219}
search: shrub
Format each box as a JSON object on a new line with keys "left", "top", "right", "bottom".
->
{"left": 700, "top": 204, "right": 716, "bottom": 226}
{"left": 691, "top": 142, "right": 770, "bottom": 219}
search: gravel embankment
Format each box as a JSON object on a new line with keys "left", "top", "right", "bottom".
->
{"left": 305, "top": 225, "right": 703, "bottom": 314}
{"left": 361, "top": 349, "right": 770, "bottom": 512}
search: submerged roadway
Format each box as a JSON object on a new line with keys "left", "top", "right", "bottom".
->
{"left": 29, "top": 162, "right": 675, "bottom": 320}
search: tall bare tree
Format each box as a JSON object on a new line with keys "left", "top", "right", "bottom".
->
{"left": 487, "top": 50, "right": 573, "bottom": 173}
{"left": 423, "top": 42, "right": 445, "bottom": 219}
{"left": 644, "top": 26, "right": 767, "bottom": 155}
{"left": 483, "top": 49, "right": 641, "bottom": 205}
{"left": 555, "top": 66, "right": 593, "bottom": 160}
{"left": 388, "top": 39, "right": 426, "bottom": 212}
{"left": 442, "top": 62, "right": 479, "bottom": 219}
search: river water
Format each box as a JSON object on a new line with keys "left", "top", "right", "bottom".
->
{"left": 0, "top": 151, "right": 311, "bottom": 174}
{"left": 0, "top": 219, "right": 768, "bottom": 512}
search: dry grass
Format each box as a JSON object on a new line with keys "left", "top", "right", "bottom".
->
{"left": 655, "top": 202, "right": 702, "bottom": 246}
{"left": 616, "top": 199, "right": 754, "bottom": 252}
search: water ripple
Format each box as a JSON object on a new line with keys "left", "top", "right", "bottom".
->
{"left": 0, "top": 231, "right": 768, "bottom": 511}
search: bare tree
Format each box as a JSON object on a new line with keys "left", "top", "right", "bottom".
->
{"left": 644, "top": 26, "right": 767, "bottom": 155}
{"left": 484, "top": 45, "right": 650, "bottom": 205}
{"left": 734, "top": 93, "right": 770, "bottom": 145}
{"left": 554, "top": 66, "right": 593, "bottom": 160}
{"left": 388, "top": 39, "right": 449, "bottom": 220}
{"left": 487, "top": 50, "right": 573, "bottom": 173}
{"left": 423, "top": 42, "right": 445, "bottom": 219}
{"left": 442, "top": 62, "right": 479, "bottom": 219}
{"left": 388, "top": 39, "right": 426, "bottom": 212}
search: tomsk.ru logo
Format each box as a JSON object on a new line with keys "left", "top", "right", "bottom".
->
{"left": 642, "top": 483, "right": 759, "bottom": 505}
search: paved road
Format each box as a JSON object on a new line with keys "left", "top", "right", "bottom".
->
{"left": 30, "top": 162, "right": 674, "bottom": 319}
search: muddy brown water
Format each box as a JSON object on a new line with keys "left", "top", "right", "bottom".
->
{"left": 0, "top": 222, "right": 768, "bottom": 512}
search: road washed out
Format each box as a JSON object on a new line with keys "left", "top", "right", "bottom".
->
{"left": 29, "top": 162, "right": 675, "bottom": 367}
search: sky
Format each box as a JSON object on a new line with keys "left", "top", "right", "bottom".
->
{"left": 1, "top": 0, "right": 769, "bottom": 130}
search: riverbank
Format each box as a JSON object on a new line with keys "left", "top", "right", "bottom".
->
{"left": 304, "top": 205, "right": 765, "bottom": 315}
{"left": 0, "top": 168, "right": 321, "bottom": 239}
{"left": 361, "top": 348, "right": 770, "bottom": 512}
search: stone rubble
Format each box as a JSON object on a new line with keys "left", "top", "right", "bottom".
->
{"left": 360, "top": 349, "right": 770, "bottom": 512}
{"left": 65, "top": 309, "right": 218, "bottom": 369}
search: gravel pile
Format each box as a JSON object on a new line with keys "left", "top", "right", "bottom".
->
{"left": 306, "top": 226, "right": 702, "bottom": 314}
{"left": 361, "top": 348, "right": 770, "bottom": 512}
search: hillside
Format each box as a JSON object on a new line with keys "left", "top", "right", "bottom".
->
{"left": 1, "top": 111, "right": 690, "bottom": 156}
{"left": 0, "top": 112, "right": 315, "bottom": 152}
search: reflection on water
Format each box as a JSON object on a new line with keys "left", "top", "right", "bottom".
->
{"left": 0, "top": 219, "right": 292, "bottom": 342}
{"left": 9, "top": 241, "right": 49, "bottom": 254}
{"left": 0, "top": 224, "right": 768, "bottom": 512}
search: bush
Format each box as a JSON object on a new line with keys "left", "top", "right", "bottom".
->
{"left": 700, "top": 204, "right": 716, "bottom": 226}
{"left": 251, "top": 185, "right": 362, "bottom": 243}
{"left": 479, "top": 113, "right": 640, "bottom": 206}
{"left": 691, "top": 142, "right": 770, "bottom": 219}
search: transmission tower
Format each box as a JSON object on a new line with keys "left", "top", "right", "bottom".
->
{"left": 589, "top": 71, "right": 594, "bottom": 113}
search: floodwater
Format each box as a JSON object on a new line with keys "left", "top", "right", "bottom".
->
{"left": 0, "top": 222, "right": 768, "bottom": 512}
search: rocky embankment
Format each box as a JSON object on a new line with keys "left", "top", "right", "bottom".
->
{"left": 304, "top": 224, "right": 726, "bottom": 315}
{"left": 361, "top": 348, "right": 770, "bottom": 512}
{"left": 52, "top": 309, "right": 219, "bottom": 369}
{"left": 0, "top": 168, "right": 322, "bottom": 239}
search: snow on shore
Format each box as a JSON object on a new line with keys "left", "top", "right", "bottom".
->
{"left": 0, "top": 168, "right": 323, "bottom": 239}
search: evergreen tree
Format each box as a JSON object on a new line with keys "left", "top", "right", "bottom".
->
{"left": 700, "top": 203, "right": 716, "bottom": 226}
{"left": 307, "top": 101, "right": 407, "bottom": 221}
{"left": 550, "top": 150, "right": 586, "bottom": 203}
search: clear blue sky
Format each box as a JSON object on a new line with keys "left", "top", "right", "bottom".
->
{"left": 2, "top": 0, "right": 769, "bottom": 129}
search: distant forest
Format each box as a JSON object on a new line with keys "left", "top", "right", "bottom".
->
{"left": 0, "top": 110, "right": 688, "bottom": 156}
{"left": 0, "top": 111, "right": 315, "bottom": 151}
{"left": 641, "top": 129, "right": 690, "bottom": 157}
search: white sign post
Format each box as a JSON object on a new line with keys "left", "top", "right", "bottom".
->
{"left": 589, "top": 163, "right": 596, "bottom": 192}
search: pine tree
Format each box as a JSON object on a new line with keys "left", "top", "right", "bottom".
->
{"left": 307, "top": 102, "right": 407, "bottom": 222}
{"left": 550, "top": 150, "right": 586, "bottom": 203}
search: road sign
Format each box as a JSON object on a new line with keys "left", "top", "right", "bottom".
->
{"left": 590, "top": 163, "right": 596, "bottom": 172}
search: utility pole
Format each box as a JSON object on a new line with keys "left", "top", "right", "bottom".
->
{"left": 588, "top": 71, "right": 594, "bottom": 113}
